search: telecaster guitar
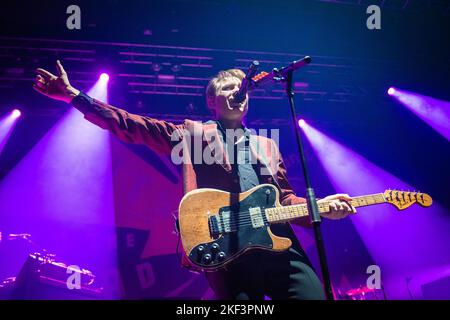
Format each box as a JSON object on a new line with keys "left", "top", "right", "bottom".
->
{"left": 178, "top": 184, "right": 432, "bottom": 271}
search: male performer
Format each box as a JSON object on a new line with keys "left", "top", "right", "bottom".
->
{"left": 33, "top": 60, "right": 356, "bottom": 300}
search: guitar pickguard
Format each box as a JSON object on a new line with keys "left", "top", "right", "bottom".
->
{"left": 189, "top": 185, "right": 278, "bottom": 270}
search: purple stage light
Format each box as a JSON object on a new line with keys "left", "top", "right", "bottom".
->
{"left": 389, "top": 87, "right": 450, "bottom": 141}
{"left": 0, "top": 79, "right": 120, "bottom": 297}
{"left": 157, "top": 74, "right": 175, "bottom": 82}
{"left": 88, "top": 74, "right": 110, "bottom": 102}
{"left": 12, "top": 109, "right": 21, "bottom": 118}
{"left": 0, "top": 109, "right": 21, "bottom": 154}
{"left": 100, "top": 73, "right": 110, "bottom": 82}
{"left": 387, "top": 87, "right": 396, "bottom": 96}
{"left": 301, "top": 121, "right": 450, "bottom": 299}
{"left": 298, "top": 119, "right": 306, "bottom": 128}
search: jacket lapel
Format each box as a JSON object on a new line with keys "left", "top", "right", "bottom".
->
{"left": 202, "top": 122, "right": 232, "bottom": 172}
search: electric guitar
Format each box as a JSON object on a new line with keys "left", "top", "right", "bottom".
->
{"left": 178, "top": 184, "right": 432, "bottom": 271}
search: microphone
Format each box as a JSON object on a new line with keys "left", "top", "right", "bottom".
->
{"left": 233, "top": 60, "right": 259, "bottom": 104}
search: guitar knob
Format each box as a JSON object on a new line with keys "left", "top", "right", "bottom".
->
{"left": 217, "top": 252, "right": 226, "bottom": 261}
{"left": 197, "top": 246, "right": 205, "bottom": 256}
{"left": 211, "top": 243, "right": 220, "bottom": 252}
{"left": 203, "top": 254, "right": 212, "bottom": 263}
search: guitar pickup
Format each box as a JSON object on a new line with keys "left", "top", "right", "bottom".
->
{"left": 249, "top": 207, "right": 264, "bottom": 228}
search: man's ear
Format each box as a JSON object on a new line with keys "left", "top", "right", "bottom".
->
{"left": 206, "top": 96, "right": 217, "bottom": 117}
{"left": 206, "top": 95, "right": 215, "bottom": 109}
{"left": 206, "top": 97, "right": 216, "bottom": 114}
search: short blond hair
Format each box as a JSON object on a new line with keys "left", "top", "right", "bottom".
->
{"left": 205, "top": 68, "right": 245, "bottom": 99}
{"left": 205, "top": 69, "right": 245, "bottom": 117}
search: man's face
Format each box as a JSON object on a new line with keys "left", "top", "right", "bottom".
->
{"left": 207, "top": 76, "right": 248, "bottom": 121}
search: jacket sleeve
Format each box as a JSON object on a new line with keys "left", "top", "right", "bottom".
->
{"left": 71, "top": 92, "right": 184, "bottom": 155}
{"left": 272, "top": 141, "right": 312, "bottom": 228}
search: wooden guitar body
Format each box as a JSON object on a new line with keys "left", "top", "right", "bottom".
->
{"left": 178, "top": 184, "right": 291, "bottom": 271}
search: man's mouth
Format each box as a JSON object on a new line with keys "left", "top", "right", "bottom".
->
{"left": 229, "top": 101, "right": 243, "bottom": 109}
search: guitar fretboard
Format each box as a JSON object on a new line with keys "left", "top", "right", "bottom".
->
{"left": 265, "top": 194, "right": 386, "bottom": 223}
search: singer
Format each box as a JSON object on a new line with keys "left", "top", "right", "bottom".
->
{"left": 33, "top": 61, "right": 356, "bottom": 300}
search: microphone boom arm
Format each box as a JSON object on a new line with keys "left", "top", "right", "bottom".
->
{"left": 249, "top": 56, "right": 311, "bottom": 89}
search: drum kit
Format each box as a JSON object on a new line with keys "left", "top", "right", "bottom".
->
{"left": 339, "top": 285, "right": 385, "bottom": 300}
{"left": 0, "top": 231, "right": 102, "bottom": 299}
{"left": 1, "top": 231, "right": 386, "bottom": 300}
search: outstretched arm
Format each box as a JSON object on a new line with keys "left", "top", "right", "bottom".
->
{"left": 33, "top": 61, "right": 184, "bottom": 154}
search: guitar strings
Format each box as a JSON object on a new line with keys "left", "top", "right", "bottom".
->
{"left": 208, "top": 205, "right": 320, "bottom": 231}
{"left": 207, "top": 194, "right": 419, "bottom": 232}
{"left": 211, "top": 200, "right": 361, "bottom": 229}
{"left": 208, "top": 197, "right": 389, "bottom": 231}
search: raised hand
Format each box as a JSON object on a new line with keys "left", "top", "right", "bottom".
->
{"left": 33, "top": 60, "right": 80, "bottom": 103}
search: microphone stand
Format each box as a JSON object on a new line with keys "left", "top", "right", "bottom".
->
{"left": 277, "top": 58, "right": 334, "bottom": 300}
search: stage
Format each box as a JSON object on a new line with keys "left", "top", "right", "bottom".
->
{"left": 0, "top": 0, "right": 449, "bottom": 301}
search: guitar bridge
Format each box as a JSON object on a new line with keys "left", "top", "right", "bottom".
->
{"left": 209, "top": 215, "right": 220, "bottom": 238}
{"left": 209, "top": 211, "right": 236, "bottom": 237}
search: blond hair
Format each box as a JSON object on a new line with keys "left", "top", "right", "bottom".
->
{"left": 205, "top": 69, "right": 245, "bottom": 116}
{"left": 206, "top": 69, "right": 245, "bottom": 98}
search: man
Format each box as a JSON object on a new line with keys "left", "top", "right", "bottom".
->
{"left": 33, "top": 61, "right": 356, "bottom": 300}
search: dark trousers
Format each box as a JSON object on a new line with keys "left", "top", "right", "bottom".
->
{"left": 205, "top": 245, "right": 325, "bottom": 300}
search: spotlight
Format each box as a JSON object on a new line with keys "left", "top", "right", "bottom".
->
{"left": 100, "top": 73, "right": 110, "bottom": 82}
{"left": 12, "top": 109, "right": 21, "bottom": 118}
{"left": 389, "top": 87, "right": 450, "bottom": 141}
{"left": 152, "top": 63, "right": 162, "bottom": 73}
{"left": 171, "top": 64, "right": 181, "bottom": 73}
{"left": 388, "top": 87, "right": 396, "bottom": 96}
{"left": 298, "top": 119, "right": 306, "bottom": 128}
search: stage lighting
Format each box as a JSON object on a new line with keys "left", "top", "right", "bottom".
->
{"left": 152, "top": 63, "right": 162, "bottom": 73}
{"left": 387, "top": 87, "right": 396, "bottom": 96}
{"left": 389, "top": 87, "right": 450, "bottom": 141}
{"left": 12, "top": 109, "right": 21, "bottom": 118}
{"left": 100, "top": 73, "right": 110, "bottom": 82}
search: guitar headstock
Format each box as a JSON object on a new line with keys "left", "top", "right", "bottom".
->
{"left": 384, "top": 189, "right": 433, "bottom": 210}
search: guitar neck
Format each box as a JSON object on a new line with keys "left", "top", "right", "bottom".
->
{"left": 265, "top": 193, "right": 386, "bottom": 223}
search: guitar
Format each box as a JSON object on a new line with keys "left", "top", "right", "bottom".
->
{"left": 178, "top": 184, "right": 432, "bottom": 271}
